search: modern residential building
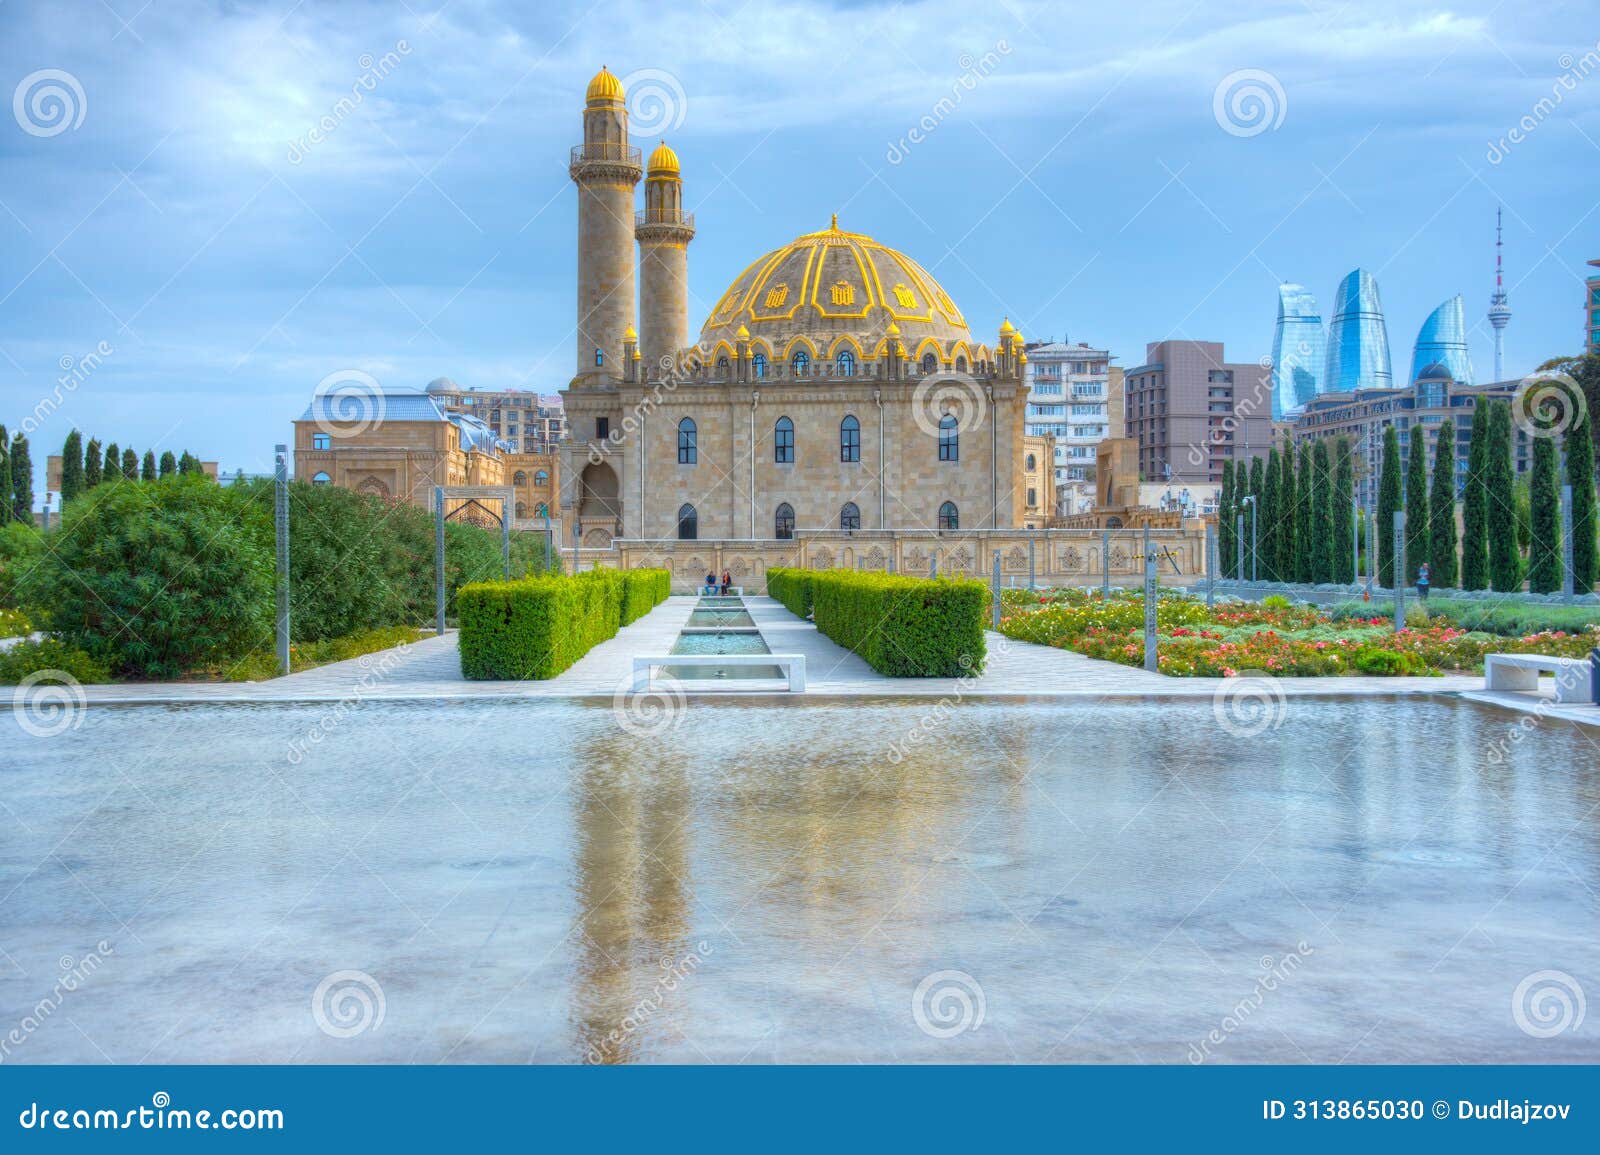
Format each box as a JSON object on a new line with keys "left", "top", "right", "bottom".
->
{"left": 1409, "top": 295, "right": 1473, "bottom": 386}
{"left": 1123, "top": 340, "right": 1273, "bottom": 485}
{"left": 1270, "top": 283, "right": 1325, "bottom": 418}
{"left": 1323, "top": 267, "right": 1393, "bottom": 392}
{"left": 1587, "top": 258, "right": 1600, "bottom": 354}
{"left": 420, "top": 379, "right": 567, "bottom": 454}
{"left": 1291, "top": 367, "right": 1530, "bottom": 510}
{"left": 1022, "top": 340, "right": 1118, "bottom": 515}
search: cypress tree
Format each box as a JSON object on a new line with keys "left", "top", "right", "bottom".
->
{"left": 1487, "top": 400, "right": 1521, "bottom": 591}
{"left": 159, "top": 450, "right": 177, "bottom": 477}
{"left": 104, "top": 442, "right": 121, "bottom": 483}
{"left": 1295, "top": 441, "right": 1314, "bottom": 583}
{"left": 179, "top": 451, "right": 199, "bottom": 476}
{"left": 1261, "top": 447, "right": 1280, "bottom": 581}
{"left": 1219, "top": 459, "right": 1235, "bottom": 577}
{"left": 1247, "top": 455, "right": 1264, "bottom": 581}
{"left": 1377, "top": 424, "right": 1402, "bottom": 587}
{"left": 121, "top": 448, "right": 138, "bottom": 480}
{"left": 1527, "top": 434, "right": 1562, "bottom": 593}
{"left": 60, "top": 430, "right": 84, "bottom": 504}
{"left": 1568, "top": 410, "right": 1598, "bottom": 595}
{"left": 9, "top": 434, "right": 33, "bottom": 526}
{"left": 1405, "top": 428, "right": 1430, "bottom": 585}
{"left": 1332, "top": 437, "right": 1355, "bottom": 583}
{"left": 1428, "top": 419, "right": 1458, "bottom": 589}
{"left": 141, "top": 450, "right": 157, "bottom": 481}
{"left": 1277, "top": 434, "right": 1297, "bottom": 582}
{"left": 84, "top": 437, "right": 103, "bottom": 488}
{"left": 1461, "top": 403, "right": 1489, "bottom": 589}
{"left": 0, "top": 426, "right": 9, "bottom": 527}
{"left": 1311, "top": 440, "right": 1334, "bottom": 582}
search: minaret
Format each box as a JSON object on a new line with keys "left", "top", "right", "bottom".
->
{"left": 1488, "top": 206, "right": 1511, "bottom": 381}
{"left": 636, "top": 141, "right": 695, "bottom": 377}
{"left": 570, "top": 67, "right": 642, "bottom": 378}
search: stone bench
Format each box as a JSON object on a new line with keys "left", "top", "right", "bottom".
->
{"left": 697, "top": 587, "right": 744, "bottom": 597}
{"left": 631, "top": 653, "right": 805, "bottom": 692}
{"left": 1484, "top": 653, "right": 1597, "bottom": 704}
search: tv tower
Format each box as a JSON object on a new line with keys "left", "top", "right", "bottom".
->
{"left": 1488, "top": 206, "right": 1511, "bottom": 381}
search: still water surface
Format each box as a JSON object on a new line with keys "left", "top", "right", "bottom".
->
{"left": 2, "top": 697, "right": 1596, "bottom": 1063}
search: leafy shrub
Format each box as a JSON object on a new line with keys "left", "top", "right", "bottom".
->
{"left": 620, "top": 567, "right": 671, "bottom": 625}
{"left": 0, "top": 638, "right": 110, "bottom": 684}
{"left": 804, "top": 570, "right": 987, "bottom": 677}
{"left": 225, "top": 625, "right": 427, "bottom": 682}
{"left": 0, "top": 522, "right": 44, "bottom": 611}
{"left": 1262, "top": 594, "right": 1292, "bottom": 612}
{"left": 768, "top": 567, "right": 813, "bottom": 619}
{"left": 1327, "top": 598, "right": 1600, "bottom": 638}
{"left": 32, "top": 477, "right": 273, "bottom": 679}
{"left": 458, "top": 568, "right": 667, "bottom": 680}
{"left": 1353, "top": 646, "right": 1427, "bottom": 676}
{"left": 0, "top": 606, "right": 29, "bottom": 639}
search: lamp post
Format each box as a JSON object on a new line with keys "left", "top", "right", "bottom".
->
{"left": 1240, "top": 494, "right": 1258, "bottom": 584}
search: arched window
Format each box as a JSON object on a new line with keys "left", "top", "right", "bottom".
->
{"left": 677, "top": 503, "right": 698, "bottom": 540}
{"left": 840, "top": 502, "right": 860, "bottom": 530}
{"left": 752, "top": 352, "right": 767, "bottom": 379}
{"left": 775, "top": 502, "right": 795, "bottom": 539}
{"left": 534, "top": 470, "right": 549, "bottom": 486}
{"left": 955, "top": 356, "right": 967, "bottom": 372}
{"left": 791, "top": 350, "right": 810, "bottom": 376}
{"left": 774, "top": 416, "right": 794, "bottom": 464}
{"left": 717, "top": 356, "right": 730, "bottom": 375}
{"left": 516, "top": 501, "right": 527, "bottom": 518}
{"left": 921, "top": 352, "right": 937, "bottom": 374}
{"left": 513, "top": 470, "right": 527, "bottom": 485}
{"left": 840, "top": 414, "right": 860, "bottom": 463}
{"left": 1025, "top": 454, "right": 1036, "bottom": 472}
{"left": 938, "top": 501, "right": 959, "bottom": 530}
{"left": 677, "top": 417, "right": 697, "bottom": 464}
{"left": 535, "top": 503, "right": 549, "bottom": 518}
{"left": 836, "top": 349, "right": 855, "bottom": 377}
{"left": 312, "top": 471, "right": 332, "bottom": 485}
{"left": 938, "top": 413, "right": 959, "bottom": 461}
{"left": 594, "top": 347, "right": 604, "bottom": 367}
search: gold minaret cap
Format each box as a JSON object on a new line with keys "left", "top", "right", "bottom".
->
{"left": 830, "top": 213, "right": 838, "bottom": 231}
{"left": 1018, "top": 350, "right": 1029, "bottom": 364}
{"left": 631, "top": 347, "right": 641, "bottom": 360}
{"left": 998, "top": 317, "right": 1016, "bottom": 336}
{"left": 623, "top": 324, "right": 638, "bottom": 341}
{"left": 885, "top": 321, "right": 901, "bottom": 336}
{"left": 647, "top": 140, "right": 680, "bottom": 175}
{"left": 735, "top": 324, "right": 750, "bottom": 340}
{"left": 586, "top": 66, "right": 625, "bottom": 106}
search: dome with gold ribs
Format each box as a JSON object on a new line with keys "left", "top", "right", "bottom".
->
{"left": 696, "top": 217, "right": 978, "bottom": 369}
{"left": 585, "top": 66, "right": 624, "bottom": 106}
{"left": 647, "top": 140, "right": 680, "bottom": 176}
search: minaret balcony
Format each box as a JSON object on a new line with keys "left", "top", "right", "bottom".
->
{"left": 569, "top": 144, "right": 642, "bottom": 181}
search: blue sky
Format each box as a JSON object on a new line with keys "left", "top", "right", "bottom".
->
{"left": 1, "top": 0, "right": 1597, "bottom": 490}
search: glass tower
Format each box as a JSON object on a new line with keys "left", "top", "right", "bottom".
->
{"left": 1409, "top": 295, "right": 1473, "bottom": 385}
{"left": 1323, "top": 268, "right": 1392, "bottom": 392}
{"left": 1270, "top": 283, "right": 1325, "bottom": 418}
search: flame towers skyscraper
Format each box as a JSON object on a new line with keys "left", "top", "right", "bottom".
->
{"left": 1270, "top": 284, "right": 1325, "bottom": 418}
{"left": 1323, "top": 268, "right": 1393, "bottom": 392}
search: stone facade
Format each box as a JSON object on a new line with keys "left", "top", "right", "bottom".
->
{"left": 571, "top": 67, "right": 641, "bottom": 379}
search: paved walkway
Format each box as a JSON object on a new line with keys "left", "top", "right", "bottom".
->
{"left": 56, "top": 595, "right": 1549, "bottom": 714}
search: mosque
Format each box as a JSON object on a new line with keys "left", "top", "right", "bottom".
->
{"left": 559, "top": 67, "right": 1046, "bottom": 551}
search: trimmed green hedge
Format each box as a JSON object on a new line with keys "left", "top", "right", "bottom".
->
{"left": 458, "top": 567, "right": 669, "bottom": 679}
{"left": 783, "top": 569, "right": 988, "bottom": 677}
{"left": 767, "top": 567, "right": 813, "bottom": 619}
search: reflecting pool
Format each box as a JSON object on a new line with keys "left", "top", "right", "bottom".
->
{"left": 2, "top": 698, "right": 1596, "bottom": 1064}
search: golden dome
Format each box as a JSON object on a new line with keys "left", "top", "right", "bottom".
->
{"left": 697, "top": 219, "right": 971, "bottom": 367}
{"left": 623, "top": 324, "right": 637, "bottom": 341}
{"left": 585, "top": 66, "right": 624, "bottom": 106}
{"left": 998, "top": 317, "right": 1015, "bottom": 337}
{"left": 647, "top": 140, "right": 680, "bottom": 176}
